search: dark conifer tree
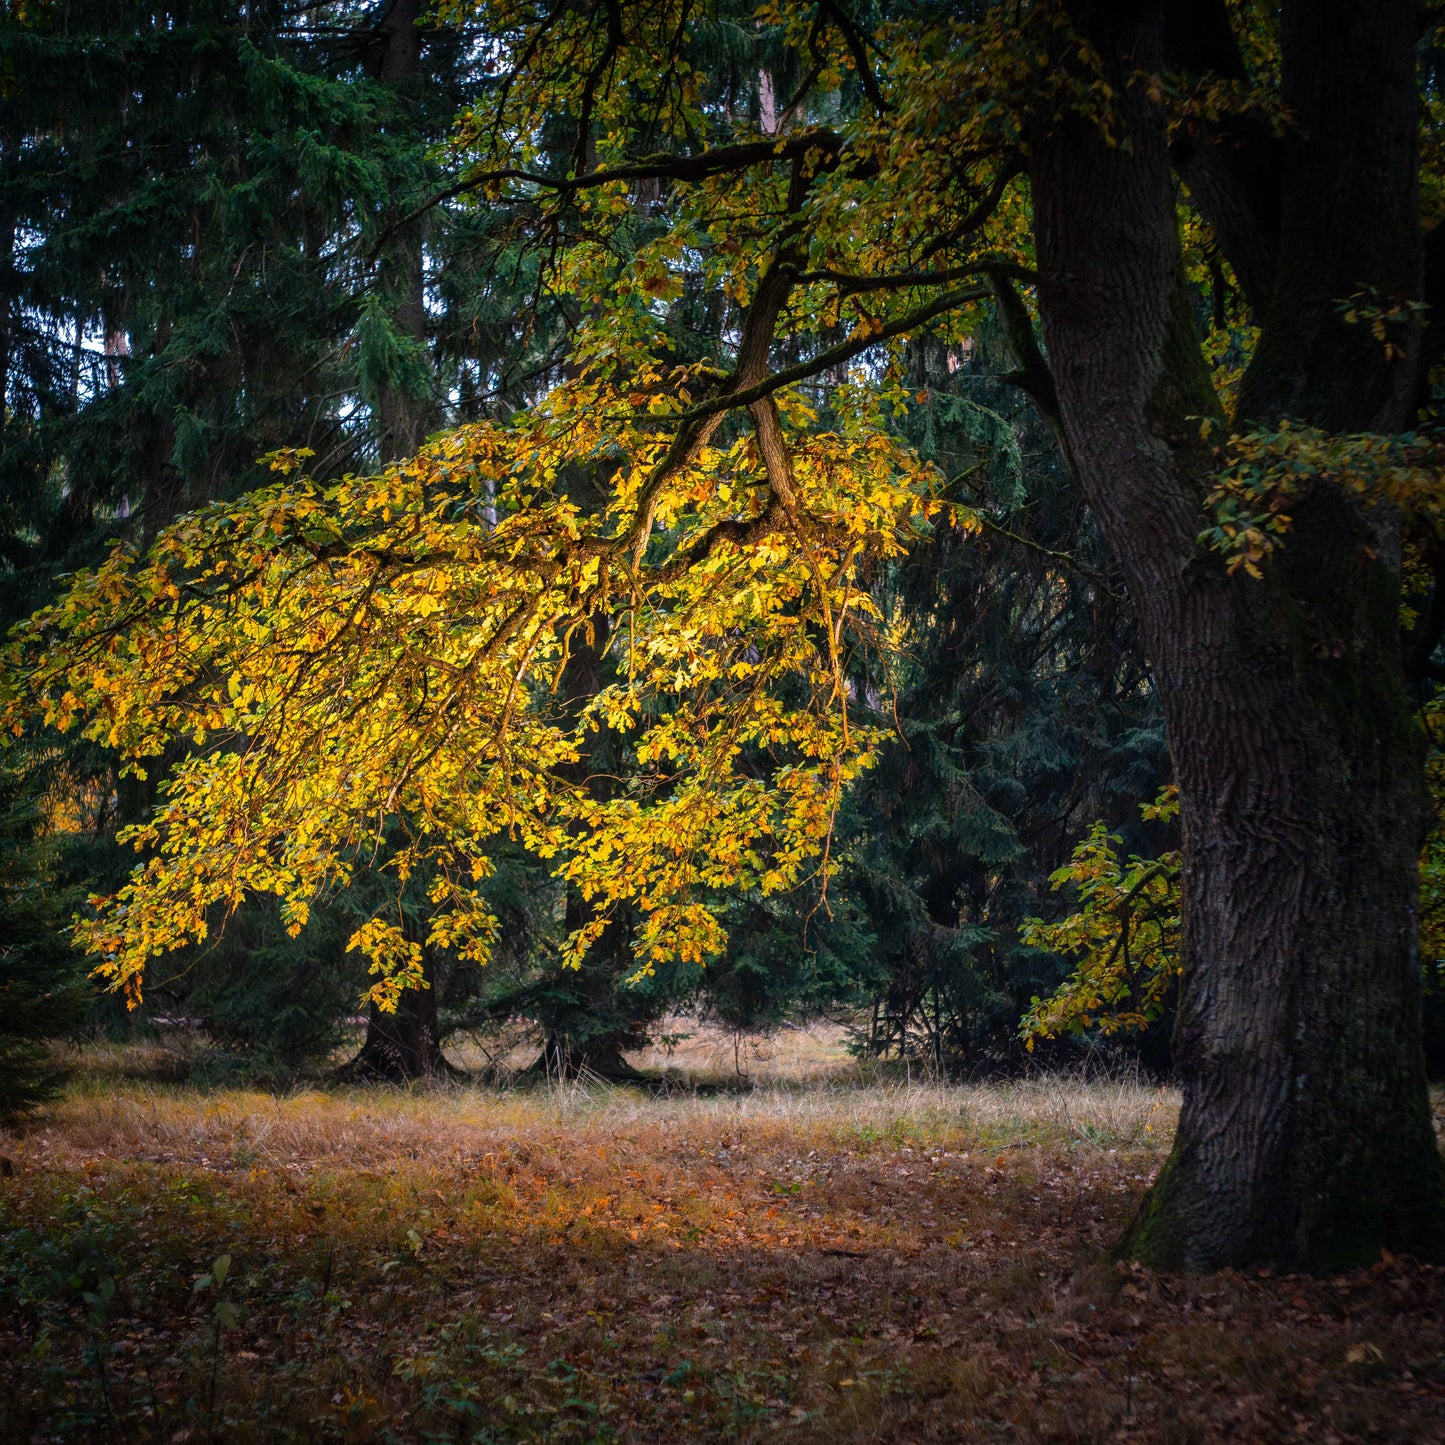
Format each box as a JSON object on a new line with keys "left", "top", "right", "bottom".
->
{"left": 839, "top": 329, "right": 1172, "bottom": 1071}
{"left": 0, "top": 765, "right": 86, "bottom": 1119}
{"left": 0, "top": 1, "right": 553, "bottom": 1079}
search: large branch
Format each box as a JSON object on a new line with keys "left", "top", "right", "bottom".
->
{"left": 677, "top": 283, "right": 992, "bottom": 425}
{"left": 991, "top": 274, "right": 1073, "bottom": 472}
{"left": 384, "top": 130, "right": 847, "bottom": 245}
{"left": 625, "top": 245, "right": 804, "bottom": 564}
{"left": 794, "top": 258, "right": 1034, "bottom": 295}
{"left": 817, "top": 0, "right": 889, "bottom": 115}
{"left": 631, "top": 281, "right": 990, "bottom": 571}
{"left": 1163, "top": 0, "right": 1281, "bottom": 319}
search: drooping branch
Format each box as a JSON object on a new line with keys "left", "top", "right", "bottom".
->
{"left": 570, "top": 0, "right": 626, "bottom": 178}
{"left": 621, "top": 249, "right": 992, "bottom": 567}
{"left": 627, "top": 281, "right": 991, "bottom": 562}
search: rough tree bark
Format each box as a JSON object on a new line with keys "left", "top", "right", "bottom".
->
{"left": 1030, "top": 0, "right": 1444, "bottom": 1269}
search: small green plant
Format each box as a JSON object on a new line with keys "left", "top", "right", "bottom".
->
{"left": 1199, "top": 421, "right": 1445, "bottom": 579}
{"left": 192, "top": 1252, "right": 236, "bottom": 1435}
{"left": 1020, "top": 787, "right": 1181, "bottom": 1046}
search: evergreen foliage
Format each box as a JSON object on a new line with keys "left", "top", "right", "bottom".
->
{"left": 0, "top": 0, "right": 1173, "bottom": 1080}
{"left": 7, "top": 4, "right": 1435, "bottom": 1186}
{"left": 832, "top": 324, "right": 1170, "bottom": 1068}
{"left": 0, "top": 0, "right": 567, "bottom": 1075}
{"left": 0, "top": 764, "right": 86, "bottom": 1119}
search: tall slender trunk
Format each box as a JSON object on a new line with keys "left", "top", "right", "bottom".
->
{"left": 1030, "top": 0, "right": 1443, "bottom": 1269}
{"left": 376, "top": 241, "right": 430, "bottom": 464}
{"left": 372, "top": 0, "right": 432, "bottom": 465}
{"left": 529, "top": 608, "right": 650, "bottom": 1082}
{"left": 347, "top": 0, "right": 440, "bottom": 1079}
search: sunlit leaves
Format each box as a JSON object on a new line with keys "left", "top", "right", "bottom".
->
{"left": 8, "top": 357, "right": 933, "bottom": 1006}
{"left": 1019, "top": 788, "right": 1181, "bottom": 1045}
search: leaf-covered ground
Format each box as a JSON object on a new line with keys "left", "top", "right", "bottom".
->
{"left": 2, "top": 1061, "right": 1442, "bottom": 1442}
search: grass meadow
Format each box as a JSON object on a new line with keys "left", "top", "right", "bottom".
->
{"left": 1, "top": 1029, "right": 1442, "bottom": 1442}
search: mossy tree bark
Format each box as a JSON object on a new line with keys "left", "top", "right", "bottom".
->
{"left": 1029, "top": 0, "right": 1444, "bottom": 1269}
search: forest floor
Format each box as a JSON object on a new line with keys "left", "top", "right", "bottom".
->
{"left": 2, "top": 1039, "right": 1443, "bottom": 1442}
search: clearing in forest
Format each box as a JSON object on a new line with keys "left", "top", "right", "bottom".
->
{"left": 1, "top": 1059, "right": 1442, "bottom": 1442}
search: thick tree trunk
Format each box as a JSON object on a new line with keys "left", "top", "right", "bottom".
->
{"left": 1031, "top": 0, "right": 1443, "bottom": 1269}
{"left": 342, "top": 961, "right": 450, "bottom": 1083}
{"left": 528, "top": 890, "right": 649, "bottom": 1082}
{"left": 533, "top": 1025, "right": 648, "bottom": 1084}
{"left": 1126, "top": 515, "right": 1439, "bottom": 1268}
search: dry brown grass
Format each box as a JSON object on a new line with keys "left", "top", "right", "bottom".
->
{"left": 1, "top": 1059, "right": 1442, "bottom": 1443}
{"left": 34, "top": 1061, "right": 1175, "bottom": 1166}
{"left": 442, "top": 1014, "right": 863, "bottom": 1084}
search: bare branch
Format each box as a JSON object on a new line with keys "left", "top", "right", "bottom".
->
{"left": 679, "top": 283, "right": 994, "bottom": 424}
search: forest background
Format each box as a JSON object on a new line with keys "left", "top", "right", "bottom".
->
{"left": 0, "top": 0, "right": 1444, "bottom": 1258}
{"left": 0, "top": 0, "right": 1213, "bottom": 1096}
{"left": 3, "top": 2, "right": 1445, "bottom": 1439}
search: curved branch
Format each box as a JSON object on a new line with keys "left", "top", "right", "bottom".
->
{"left": 376, "top": 131, "right": 846, "bottom": 253}
{"left": 991, "top": 273, "right": 1070, "bottom": 463}
{"left": 918, "top": 159, "right": 1025, "bottom": 262}
{"left": 626, "top": 244, "right": 807, "bottom": 564}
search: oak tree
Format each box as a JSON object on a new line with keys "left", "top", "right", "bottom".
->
{"left": 11, "top": 0, "right": 1445, "bottom": 1268}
